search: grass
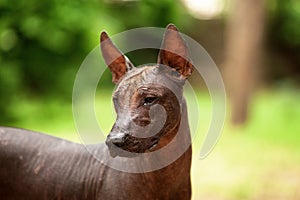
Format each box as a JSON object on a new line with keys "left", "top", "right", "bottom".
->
{"left": 192, "top": 88, "right": 300, "bottom": 200}
{"left": 5, "top": 87, "right": 300, "bottom": 200}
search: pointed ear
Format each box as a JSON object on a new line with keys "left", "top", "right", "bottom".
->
{"left": 100, "top": 32, "right": 135, "bottom": 84}
{"left": 158, "top": 24, "right": 193, "bottom": 79}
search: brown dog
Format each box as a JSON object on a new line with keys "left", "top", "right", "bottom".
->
{"left": 0, "top": 24, "right": 193, "bottom": 199}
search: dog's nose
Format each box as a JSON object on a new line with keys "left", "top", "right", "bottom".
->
{"left": 106, "top": 133, "right": 127, "bottom": 147}
{"left": 110, "top": 135, "right": 124, "bottom": 147}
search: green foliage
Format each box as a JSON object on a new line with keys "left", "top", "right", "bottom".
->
{"left": 269, "top": 0, "right": 300, "bottom": 47}
{"left": 266, "top": 0, "right": 300, "bottom": 82}
{"left": 0, "top": 0, "right": 191, "bottom": 123}
{"left": 1, "top": 0, "right": 299, "bottom": 123}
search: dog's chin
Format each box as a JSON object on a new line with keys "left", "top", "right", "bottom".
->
{"left": 108, "top": 147, "right": 138, "bottom": 158}
{"left": 107, "top": 141, "right": 159, "bottom": 158}
{"left": 107, "top": 144, "right": 144, "bottom": 158}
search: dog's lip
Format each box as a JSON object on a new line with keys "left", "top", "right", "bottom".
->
{"left": 149, "top": 143, "right": 158, "bottom": 150}
{"left": 149, "top": 136, "right": 160, "bottom": 148}
{"left": 148, "top": 139, "right": 159, "bottom": 150}
{"left": 106, "top": 136, "right": 160, "bottom": 158}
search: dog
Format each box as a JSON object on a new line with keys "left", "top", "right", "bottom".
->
{"left": 0, "top": 24, "right": 193, "bottom": 200}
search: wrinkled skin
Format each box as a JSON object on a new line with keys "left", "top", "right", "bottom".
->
{"left": 106, "top": 65, "right": 185, "bottom": 156}
{"left": 0, "top": 24, "right": 193, "bottom": 200}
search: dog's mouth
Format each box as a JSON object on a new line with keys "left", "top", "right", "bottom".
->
{"left": 106, "top": 136, "right": 160, "bottom": 158}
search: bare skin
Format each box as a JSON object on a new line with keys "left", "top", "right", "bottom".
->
{"left": 0, "top": 24, "right": 193, "bottom": 200}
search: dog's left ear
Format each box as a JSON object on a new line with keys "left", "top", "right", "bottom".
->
{"left": 100, "top": 32, "right": 135, "bottom": 84}
{"left": 158, "top": 24, "right": 193, "bottom": 79}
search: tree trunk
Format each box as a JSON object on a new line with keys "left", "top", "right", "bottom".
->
{"left": 223, "top": 0, "right": 266, "bottom": 125}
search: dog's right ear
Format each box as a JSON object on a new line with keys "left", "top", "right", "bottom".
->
{"left": 100, "top": 32, "right": 135, "bottom": 84}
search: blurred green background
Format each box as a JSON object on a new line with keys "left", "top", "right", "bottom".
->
{"left": 0, "top": 0, "right": 300, "bottom": 199}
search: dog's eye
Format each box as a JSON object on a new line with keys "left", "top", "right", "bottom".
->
{"left": 143, "top": 97, "right": 157, "bottom": 106}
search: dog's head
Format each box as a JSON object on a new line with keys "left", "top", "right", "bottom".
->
{"left": 101, "top": 24, "right": 193, "bottom": 157}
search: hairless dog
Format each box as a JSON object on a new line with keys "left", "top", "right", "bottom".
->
{"left": 0, "top": 24, "right": 193, "bottom": 200}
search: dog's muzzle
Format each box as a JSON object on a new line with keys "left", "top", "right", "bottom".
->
{"left": 105, "top": 132, "right": 160, "bottom": 158}
{"left": 105, "top": 132, "right": 129, "bottom": 157}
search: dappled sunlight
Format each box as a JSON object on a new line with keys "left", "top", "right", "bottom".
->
{"left": 182, "top": 0, "right": 225, "bottom": 20}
